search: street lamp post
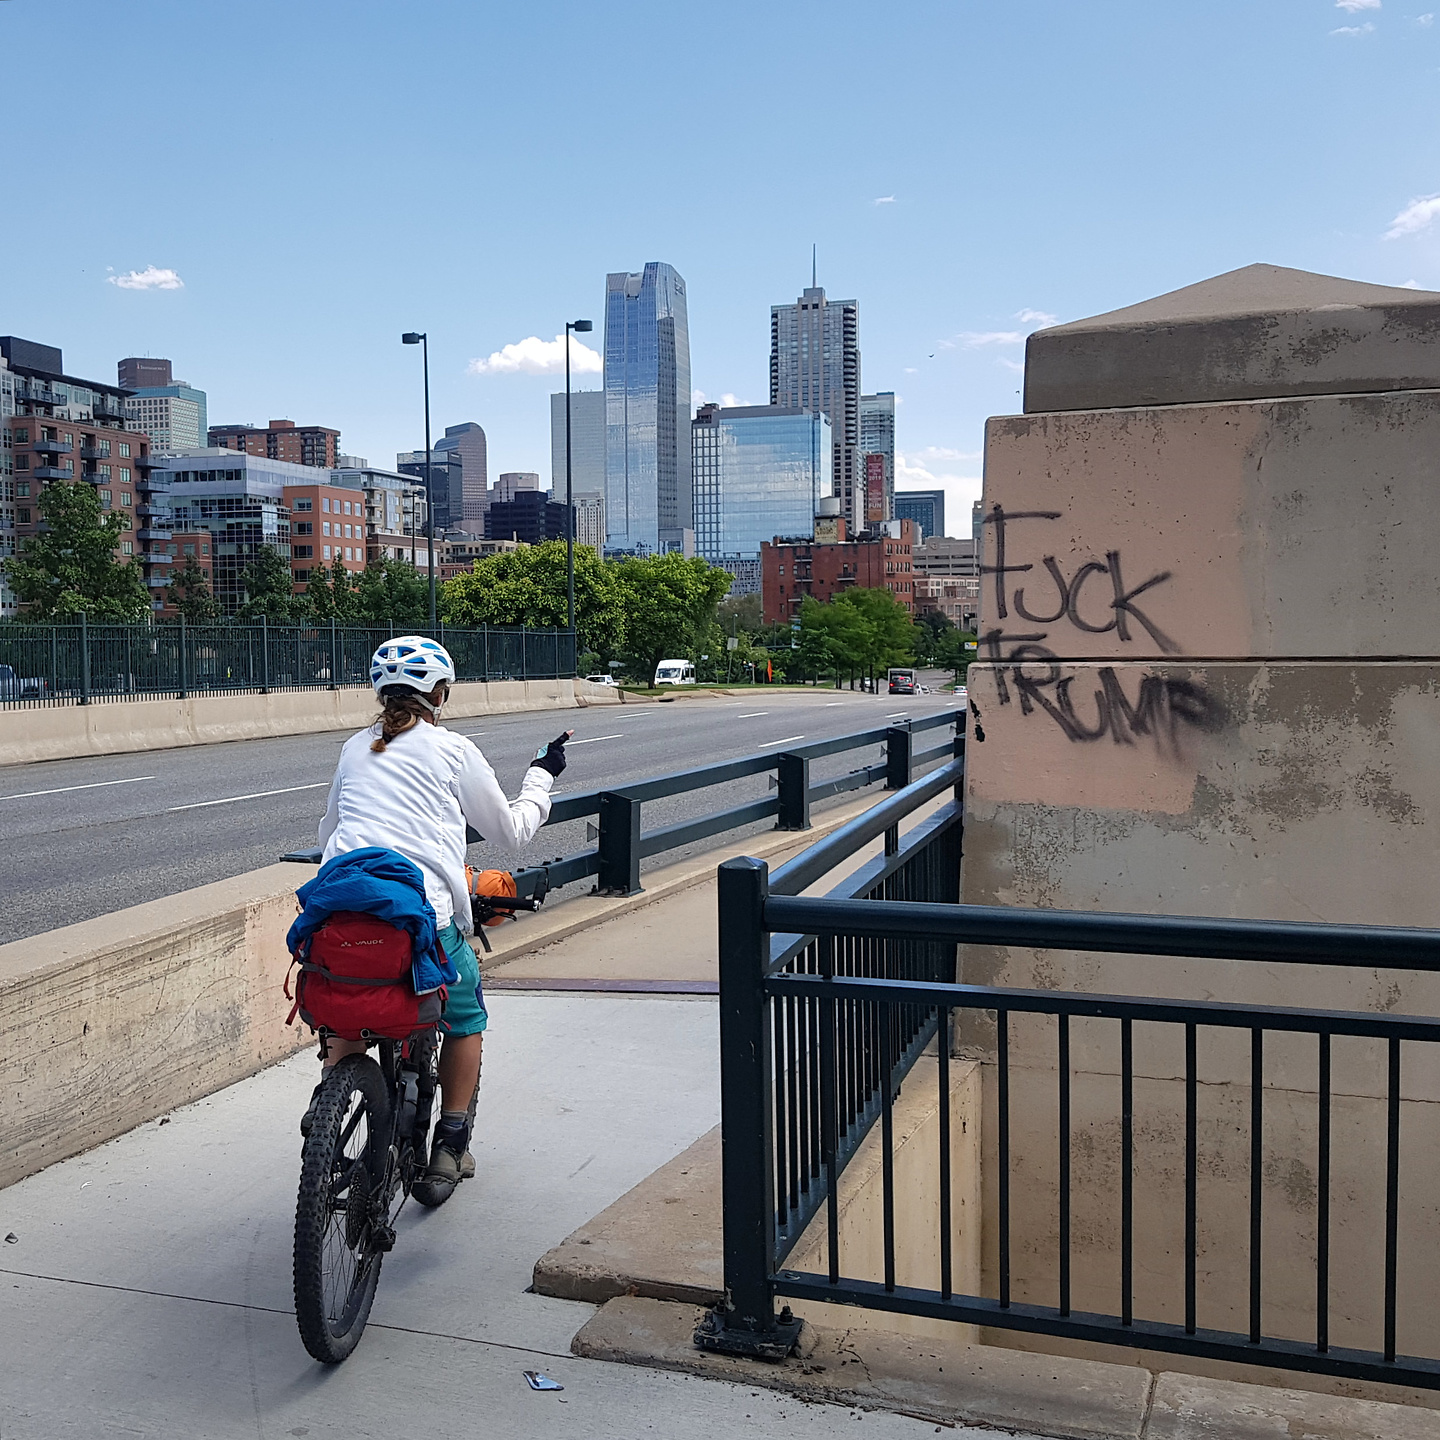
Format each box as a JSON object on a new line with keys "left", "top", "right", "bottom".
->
{"left": 564, "top": 319, "right": 593, "bottom": 649}
{"left": 401, "top": 331, "right": 437, "bottom": 628}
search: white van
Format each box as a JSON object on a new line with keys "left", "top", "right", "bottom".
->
{"left": 654, "top": 659, "right": 696, "bottom": 686}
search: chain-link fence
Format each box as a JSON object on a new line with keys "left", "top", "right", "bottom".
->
{"left": 0, "top": 621, "right": 577, "bottom": 707}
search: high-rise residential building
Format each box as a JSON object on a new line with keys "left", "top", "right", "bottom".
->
{"left": 604, "top": 262, "right": 692, "bottom": 555}
{"left": 122, "top": 357, "right": 208, "bottom": 458}
{"left": 434, "top": 422, "right": 488, "bottom": 529}
{"left": 209, "top": 418, "right": 340, "bottom": 468}
{"left": 550, "top": 390, "right": 605, "bottom": 502}
{"left": 691, "top": 403, "right": 832, "bottom": 567}
{"left": 118, "top": 357, "right": 174, "bottom": 390}
{"left": 1, "top": 336, "right": 154, "bottom": 611}
{"left": 770, "top": 286, "right": 861, "bottom": 525}
{"left": 328, "top": 462, "right": 430, "bottom": 572}
{"left": 894, "top": 487, "right": 946, "bottom": 542}
{"left": 572, "top": 490, "right": 605, "bottom": 551}
{"left": 860, "top": 391, "right": 895, "bottom": 524}
{"left": 396, "top": 448, "right": 463, "bottom": 532}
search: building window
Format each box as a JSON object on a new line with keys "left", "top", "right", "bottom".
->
{"left": 322, "top": 521, "right": 331, "bottom": 536}
{"left": 122, "top": 540, "right": 133, "bottom": 555}
{"left": 15, "top": 456, "right": 28, "bottom": 471}
{"left": 119, "top": 442, "right": 131, "bottom": 458}
{"left": 293, "top": 568, "right": 312, "bottom": 582}
{"left": 14, "top": 428, "right": 28, "bottom": 444}
{"left": 201, "top": 544, "right": 209, "bottom": 556}
{"left": 295, "top": 521, "right": 313, "bottom": 535}
{"left": 343, "top": 501, "right": 352, "bottom": 515}
{"left": 323, "top": 545, "right": 331, "bottom": 559}
{"left": 99, "top": 489, "right": 112, "bottom": 508}
{"left": 16, "top": 483, "right": 29, "bottom": 498}
{"left": 183, "top": 544, "right": 195, "bottom": 556}
{"left": 295, "top": 498, "right": 313, "bottom": 511}
{"left": 17, "top": 508, "right": 30, "bottom": 524}
{"left": 293, "top": 545, "right": 313, "bottom": 558}
{"left": 99, "top": 439, "right": 110, "bottom": 458}
{"left": 322, "top": 497, "right": 330, "bottom": 512}
{"left": 116, "top": 468, "right": 130, "bottom": 482}
{"left": 121, "top": 492, "right": 131, "bottom": 506}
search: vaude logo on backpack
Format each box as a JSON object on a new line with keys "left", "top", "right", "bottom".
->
{"left": 290, "top": 910, "right": 445, "bottom": 1041}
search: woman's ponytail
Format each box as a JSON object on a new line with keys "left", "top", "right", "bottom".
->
{"left": 371, "top": 690, "right": 430, "bottom": 752}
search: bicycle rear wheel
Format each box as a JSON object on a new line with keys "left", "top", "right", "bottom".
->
{"left": 293, "top": 1054, "right": 391, "bottom": 1363}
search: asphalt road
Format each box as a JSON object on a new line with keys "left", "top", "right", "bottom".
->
{"left": 0, "top": 685, "right": 960, "bottom": 946}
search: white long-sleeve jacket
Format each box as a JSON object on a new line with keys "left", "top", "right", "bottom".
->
{"left": 318, "top": 721, "right": 553, "bottom": 933}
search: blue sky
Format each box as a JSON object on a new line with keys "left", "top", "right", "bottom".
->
{"left": 5, "top": 0, "right": 1440, "bottom": 534}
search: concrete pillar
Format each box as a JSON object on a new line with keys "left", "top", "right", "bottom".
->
{"left": 963, "top": 264, "right": 1440, "bottom": 1377}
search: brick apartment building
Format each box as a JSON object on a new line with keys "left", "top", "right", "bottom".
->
{"left": 210, "top": 418, "right": 340, "bottom": 468}
{"left": 761, "top": 518, "right": 916, "bottom": 623}
{"left": 281, "top": 480, "right": 370, "bottom": 594}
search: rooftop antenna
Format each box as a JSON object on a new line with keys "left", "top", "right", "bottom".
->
{"left": 812, "top": 243, "right": 817, "bottom": 288}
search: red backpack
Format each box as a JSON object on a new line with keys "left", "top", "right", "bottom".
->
{"left": 289, "top": 911, "right": 444, "bottom": 1041}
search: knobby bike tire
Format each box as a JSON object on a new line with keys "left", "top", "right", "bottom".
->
{"left": 293, "top": 1054, "right": 391, "bottom": 1363}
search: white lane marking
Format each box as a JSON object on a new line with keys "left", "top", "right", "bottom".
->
{"left": 0, "top": 775, "right": 155, "bottom": 802}
{"left": 758, "top": 734, "right": 805, "bottom": 748}
{"left": 168, "top": 782, "right": 329, "bottom": 812}
{"left": 885, "top": 711, "right": 910, "bottom": 718}
{"left": 568, "top": 734, "right": 623, "bottom": 745}
{"left": 823, "top": 702, "right": 846, "bottom": 707}
{"left": 738, "top": 711, "right": 769, "bottom": 718}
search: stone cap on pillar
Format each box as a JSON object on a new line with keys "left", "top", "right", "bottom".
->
{"left": 1024, "top": 263, "right": 1440, "bottom": 413}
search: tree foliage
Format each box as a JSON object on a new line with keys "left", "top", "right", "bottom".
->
{"left": 355, "top": 556, "right": 429, "bottom": 625}
{"left": 165, "top": 554, "right": 220, "bottom": 622}
{"left": 236, "top": 547, "right": 307, "bottom": 621}
{"left": 797, "top": 588, "right": 915, "bottom": 686}
{"left": 614, "top": 554, "right": 731, "bottom": 684}
{"left": 441, "top": 541, "right": 625, "bottom": 657}
{"left": 4, "top": 481, "right": 151, "bottom": 620}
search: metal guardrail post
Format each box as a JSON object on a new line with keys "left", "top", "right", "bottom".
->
{"left": 775, "top": 752, "right": 810, "bottom": 831}
{"left": 79, "top": 613, "right": 91, "bottom": 705}
{"left": 885, "top": 722, "right": 912, "bottom": 790}
{"left": 261, "top": 615, "right": 270, "bottom": 693}
{"left": 954, "top": 710, "right": 967, "bottom": 802}
{"left": 596, "top": 791, "right": 642, "bottom": 895}
{"left": 329, "top": 619, "right": 339, "bottom": 690}
{"left": 178, "top": 616, "right": 187, "bottom": 699}
{"left": 694, "top": 857, "right": 802, "bottom": 1358}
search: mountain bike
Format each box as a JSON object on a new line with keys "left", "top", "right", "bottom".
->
{"left": 292, "top": 891, "right": 541, "bottom": 1364}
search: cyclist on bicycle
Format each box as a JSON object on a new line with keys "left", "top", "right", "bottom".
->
{"left": 306, "top": 635, "right": 570, "bottom": 1205}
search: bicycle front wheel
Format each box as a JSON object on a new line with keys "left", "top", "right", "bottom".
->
{"left": 293, "top": 1054, "right": 391, "bottom": 1364}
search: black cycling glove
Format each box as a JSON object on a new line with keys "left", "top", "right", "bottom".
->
{"left": 531, "top": 731, "right": 571, "bottom": 778}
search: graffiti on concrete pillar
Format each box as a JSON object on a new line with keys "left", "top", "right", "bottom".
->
{"left": 977, "top": 503, "right": 1225, "bottom": 746}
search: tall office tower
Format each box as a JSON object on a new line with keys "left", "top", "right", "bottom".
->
{"left": 550, "top": 390, "right": 605, "bottom": 499}
{"left": 118, "top": 357, "right": 173, "bottom": 390}
{"left": 860, "top": 391, "right": 894, "bottom": 525}
{"left": 894, "top": 487, "right": 946, "bottom": 542}
{"left": 494, "top": 471, "right": 541, "bottom": 504}
{"left": 434, "top": 422, "right": 488, "bottom": 529}
{"left": 396, "top": 449, "right": 463, "bottom": 532}
{"left": 603, "top": 262, "right": 691, "bottom": 554}
{"left": 770, "top": 286, "right": 860, "bottom": 525}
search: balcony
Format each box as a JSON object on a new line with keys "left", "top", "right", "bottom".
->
{"left": 31, "top": 466, "right": 74, "bottom": 481}
{"left": 134, "top": 455, "right": 155, "bottom": 471}
{"left": 32, "top": 437, "right": 73, "bottom": 455}
{"left": 135, "top": 478, "right": 171, "bottom": 494}
{"left": 136, "top": 529, "right": 173, "bottom": 543}
{"left": 78, "top": 445, "right": 107, "bottom": 460}
{"left": 143, "top": 551, "right": 174, "bottom": 565}
{"left": 145, "top": 575, "right": 170, "bottom": 589}
{"left": 21, "top": 387, "right": 63, "bottom": 407}
{"left": 135, "top": 503, "right": 167, "bottom": 519}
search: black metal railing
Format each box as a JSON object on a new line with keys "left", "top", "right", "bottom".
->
{"left": 701, "top": 762, "right": 1440, "bottom": 1391}
{"left": 0, "top": 619, "right": 577, "bottom": 706}
{"left": 284, "top": 710, "right": 966, "bottom": 903}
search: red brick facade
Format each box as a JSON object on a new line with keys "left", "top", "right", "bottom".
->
{"left": 761, "top": 520, "right": 916, "bottom": 623}
{"left": 210, "top": 419, "right": 340, "bottom": 468}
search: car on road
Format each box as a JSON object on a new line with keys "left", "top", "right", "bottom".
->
{"left": 955, "top": 684, "right": 968, "bottom": 704}
{"left": 0, "top": 664, "right": 48, "bottom": 700}
{"left": 887, "top": 667, "right": 917, "bottom": 696}
{"left": 583, "top": 673, "right": 620, "bottom": 688}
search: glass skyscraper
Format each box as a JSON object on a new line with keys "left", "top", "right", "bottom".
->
{"left": 770, "top": 286, "right": 860, "bottom": 526}
{"left": 692, "top": 404, "right": 832, "bottom": 564}
{"left": 604, "top": 262, "right": 691, "bottom": 554}
{"left": 860, "top": 391, "right": 895, "bottom": 525}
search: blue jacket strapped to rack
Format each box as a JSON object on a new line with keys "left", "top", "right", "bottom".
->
{"left": 286, "top": 846, "right": 455, "bottom": 995}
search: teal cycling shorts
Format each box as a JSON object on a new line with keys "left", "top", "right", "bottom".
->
{"left": 438, "top": 921, "right": 488, "bottom": 1037}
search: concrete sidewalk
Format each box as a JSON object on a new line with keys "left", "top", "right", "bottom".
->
{"left": 0, "top": 990, "right": 1031, "bottom": 1440}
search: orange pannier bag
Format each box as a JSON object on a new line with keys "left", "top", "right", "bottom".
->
{"left": 466, "top": 867, "right": 517, "bottom": 925}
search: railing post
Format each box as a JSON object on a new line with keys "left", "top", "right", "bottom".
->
{"left": 775, "top": 752, "right": 810, "bottom": 831}
{"left": 79, "top": 612, "right": 91, "bottom": 705}
{"left": 596, "top": 791, "right": 642, "bottom": 895}
{"left": 260, "top": 614, "right": 270, "bottom": 693}
{"left": 178, "top": 614, "right": 187, "bottom": 699}
{"left": 694, "top": 856, "right": 802, "bottom": 1359}
{"left": 954, "top": 707, "right": 967, "bottom": 803}
{"left": 885, "top": 722, "right": 912, "bottom": 790}
{"left": 329, "top": 619, "right": 339, "bottom": 691}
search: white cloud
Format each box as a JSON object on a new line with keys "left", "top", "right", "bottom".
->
{"left": 903, "top": 367, "right": 919, "bottom": 374}
{"left": 1402, "top": 278, "right": 1425, "bottom": 288}
{"left": 896, "top": 447, "right": 984, "bottom": 529}
{"left": 873, "top": 195, "right": 896, "bottom": 205}
{"left": 1015, "top": 307, "right": 1058, "bottom": 327}
{"left": 998, "top": 357, "right": 1026, "bottom": 374}
{"left": 1335, "top": 0, "right": 1380, "bottom": 10}
{"left": 107, "top": 265, "right": 184, "bottom": 291}
{"left": 692, "top": 389, "right": 753, "bottom": 409}
{"left": 467, "top": 333, "right": 601, "bottom": 376}
{"left": 1420, "top": 11, "right": 1435, "bottom": 23}
{"left": 1331, "top": 21, "right": 1376, "bottom": 32}
{"left": 1386, "top": 193, "right": 1440, "bottom": 238}
{"left": 960, "top": 330, "right": 1025, "bottom": 347}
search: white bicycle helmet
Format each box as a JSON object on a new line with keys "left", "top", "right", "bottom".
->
{"left": 370, "top": 636, "right": 457, "bottom": 696}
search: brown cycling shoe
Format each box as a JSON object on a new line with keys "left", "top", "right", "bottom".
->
{"left": 411, "top": 1136, "right": 475, "bottom": 1207}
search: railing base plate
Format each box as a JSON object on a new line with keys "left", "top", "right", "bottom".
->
{"left": 692, "top": 1306, "right": 803, "bottom": 1361}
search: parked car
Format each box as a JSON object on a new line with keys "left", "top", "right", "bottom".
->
{"left": 584, "top": 673, "right": 620, "bottom": 688}
{"left": 0, "top": 664, "right": 48, "bottom": 700}
{"left": 654, "top": 659, "right": 696, "bottom": 686}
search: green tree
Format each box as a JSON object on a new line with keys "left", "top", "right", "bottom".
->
{"left": 305, "top": 562, "right": 359, "bottom": 622}
{"left": 614, "top": 554, "right": 731, "bottom": 685}
{"left": 717, "top": 591, "right": 762, "bottom": 633}
{"left": 834, "top": 587, "right": 915, "bottom": 686}
{"left": 165, "top": 554, "right": 220, "bottom": 622}
{"left": 354, "top": 557, "right": 428, "bottom": 625}
{"left": 236, "top": 546, "right": 306, "bottom": 621}
{"left": 441, "top": 541, "right": 625, "bottom": 658}
{"left": 4, "top": 480, "right": 151, "bottom": 620}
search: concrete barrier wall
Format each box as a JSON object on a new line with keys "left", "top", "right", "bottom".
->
{"left": 0, "top": 865, "right": 304, "bottom": 1191}
{"left": 0, "top": 678, "right": 622, "bottom": 767}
